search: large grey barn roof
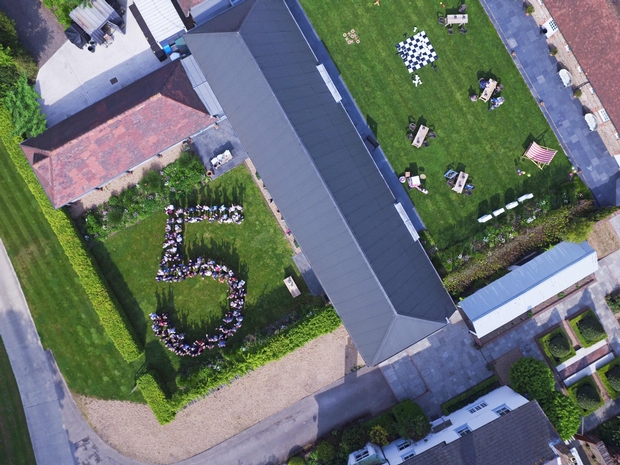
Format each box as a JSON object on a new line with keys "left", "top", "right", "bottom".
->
{"left": 185, "top": 0, "right": 456, "bottom": 365}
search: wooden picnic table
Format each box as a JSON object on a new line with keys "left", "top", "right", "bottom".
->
{"left": 446, "top": 14, "right": 468, "bottom": 26}
{"left": 479, "top": 79, "right": 498, "bottom": 102}
{"left": 412, "top": 125, "right": 429, "bottom": 147}
{"left": 452, "top": 171, "right": 469, "bottom": 193}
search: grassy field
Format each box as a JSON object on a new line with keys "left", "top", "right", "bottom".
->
{"left": 92, "top": 165, "right": 316, "bottom": 389}
{"left": 0, "top": 336, "right": 36, "bottom": 465}
{"left": 0, "top": 142, "right": 142, "bottom": 401}
{"left": 300, "top": 0, "right": 572, "bottom": 249}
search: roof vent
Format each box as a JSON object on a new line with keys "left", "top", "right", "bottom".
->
{"left": 316, "top": 64, "right": 342, "bottom": 103}
{"left": 394, "top": 202, "right": 419, "bottom": 241}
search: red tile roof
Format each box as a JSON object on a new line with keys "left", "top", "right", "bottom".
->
{"left": 21, "top": 61, "right": 215, "bottom": 208}
{"left": 175, "top": 0, "right": 204, "bottom": 16}
{"left": 544, "top": 0, "right": 620, "bottom": 127}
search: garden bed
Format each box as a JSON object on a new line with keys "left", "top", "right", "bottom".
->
{"left": 569, "top": 309, "right": 607, "bottom": 349}
{"left": 440, "top": 375, "right": 500, "bottom": 415}
{"left": 538, "top": 326, "right": 577, "bottom": 366}
{"left": 597, "top": 358, "right": 620, "bottom": 400}
{"left": 567, "top": 375, "right": 604, "bottom": 416}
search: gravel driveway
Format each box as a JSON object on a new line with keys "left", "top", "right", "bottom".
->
{"left": 0, "top": 0, "right": 66, "bottom": 66}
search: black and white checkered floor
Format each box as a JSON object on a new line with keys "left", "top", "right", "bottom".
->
{"left": 396, "top": 31, "right": 438, "bottom": 73}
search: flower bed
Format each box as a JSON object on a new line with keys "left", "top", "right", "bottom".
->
{"left": 570, "top": 309, "right": 607, "bottom": 348}
{"left": 598, "top": 358, "right": 620, "bottom": 400}
{"left": 568, "top": 376, "right": 604, "bottom": 416}
{"left": 538, "top": 327, "right": 576, "bottom": 366}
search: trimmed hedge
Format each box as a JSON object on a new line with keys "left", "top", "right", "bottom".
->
{"left": 0, "top": 107, "right": 142, "bottom": 362}
{"left": 173, "top": 306, "right": 341, "bottom": 409}
{"left": 540, "top": 391, "right": 581, "bottom": 440}
{"left": 548, "top": 334, "right": 571, "bottom": 359}
{"left": 136, "top": 371, "right": 175, "bottom": 425}
{"left": 539, "top": 327, "right": 576, "bottom": 366}
{"left": 441, "top": 375, "right": 500, "bottom": 415}
{"left": 570, "top": 309, "right": 606, "bottom": 348}
{"left": 392, "top": 399, "right": 430, "bottom": 441}
{"left": 567, "top": 376, "right": 603, "bottom": 416}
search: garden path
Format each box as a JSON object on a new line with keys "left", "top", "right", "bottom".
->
{"left": 479, "top": 0, "right": 620, "bottom": 206}
{"left": 0, "top": 239, "right": 74, "bottom": 465}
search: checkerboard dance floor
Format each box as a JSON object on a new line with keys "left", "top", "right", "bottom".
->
{"left": 396, "top": 31, "right": 438, "bottom": 73}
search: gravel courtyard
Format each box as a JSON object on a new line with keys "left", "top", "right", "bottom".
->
{"left": 77, "top": 325, "right": 363, "bottom": 464}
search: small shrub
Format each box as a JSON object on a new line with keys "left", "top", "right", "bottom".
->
{"left": 541, "top": 391, "right": 581, "bottom": 440}
{"left": 136, "top": 371, "right": 175, "bottom": 425}
{"left": 525, "top": 4, "right": 535, "bottom": 14}
{"left": 365, "top": 412, "right": 399, "bottom": 441}
{"left": 369, "top": 425, "right": 390, "bottom": 446}
{"left": 509, "top": 357, "right": 555, "bottom": 402}
{"left": 549, "top": 47, "right": 558, "bottom": 56}
{"left": 573, "top": 88, "right": 582, "bottom": 98}
{"left": 607, "top": 366, "right": 620, "bottom": 392}
{"left": 392, "top": 399, "right": 430, "bottom": 441}
{"left": 316, "top": 441, "right": 335, "bottom": 463}
{"left": 576, "top": 383, "right": 601, "bottom": 411}
{"left": 548, "top": 333, "right": 571, "bottom": 358}
{"left": 557, "top": 292, "right": 565, "bottom": 299}
{"left": 577, "top": 314, "right": 606, "bottom": 343}
{"left": 288, "top": 458, "right": 306, "bottom": 465}
{"left": 606, "top": 292, "right": 620, "bottom": 314}
{"left": 340, "top": 424, "right": 367, "bottom": 454}
{"left": 598, "top": 417, "right": 620, "bottom": 448}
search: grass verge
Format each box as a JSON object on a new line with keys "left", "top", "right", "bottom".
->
{"left": 0, "top": 336, "right": 36, "bottom": 465}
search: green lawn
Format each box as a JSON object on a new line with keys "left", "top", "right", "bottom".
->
{"left": 300, "top": 0, "right": 572, "bottom": 249}
{"left": 0, "top": 336, "right": 36, "bottom": 465}
{"left": 92, "top": 165, "right": 315, "bottom": 390}
{"left": 0, "top": 142, "right": 142, "bottom": 401}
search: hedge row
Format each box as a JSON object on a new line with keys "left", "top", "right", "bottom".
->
{"left": 173, "top": 306, "right": 342, "bottom": 410}
{"left": 136, "top": 371, "right": 175, "bottom": 425}
{"left": 441, "top": 375, "right": 500, "bottom": 415}
{"left": 0, "top": 107, "right": 143, "bottom": 361}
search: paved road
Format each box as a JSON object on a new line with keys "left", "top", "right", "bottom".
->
{"left": 0, "top": 239, "right": 74, "bottom": 465}
{"left": 0, "top": 0, "right": 66, "bottom": 66}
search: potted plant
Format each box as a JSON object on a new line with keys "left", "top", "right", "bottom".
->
{"left": 549, "top": 46, "right": 558, "bottom": 56}
{"left": 525, "top": 4, "right": 535, "bottom": 15}
{"left": 573, "top": 88, "right": 582, "bottom": 98}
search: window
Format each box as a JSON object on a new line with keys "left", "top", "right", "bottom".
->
{"left": 354, "top": 449, "right": 369, "bottom": 462}
{"left": 402, "top": 451, "right": 416, "bottom": 460}
{"left": 397, "top": 440, "right": 413, "bottom": 451}
{"left": 599, "top": 109, "right": 611, "bottom": 122}
{"left": 455, "top": 425, "right": 472, "bottom": 437}
{"left": 494, "top": 405, "right": 511, "bottom": 417}
{"left": 468, "top": 401, "right": 487, "bottom": 413}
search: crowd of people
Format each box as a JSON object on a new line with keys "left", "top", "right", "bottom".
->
{"left": 151, "top": 204, "right": 246, "bottom": 356}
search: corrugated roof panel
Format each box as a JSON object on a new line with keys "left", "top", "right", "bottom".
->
{"left": 70, "top": 0, "right": 115, "bottom": 34}
{"left": 460, "top": 241, "right": 598, "bottom": 338}
{"left": 133, "top": 0, "right": 186, "bottom": 44}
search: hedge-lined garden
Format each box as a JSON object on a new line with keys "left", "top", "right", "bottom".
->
{"left": 509, "top": 357, "right": 581, "bottom": 440}
{"left": 538, "top": 327, "right": 576, "bottom": 366}
{"left": 569, "top": 310, "right": 607, "bottom": 348}
{"left": 290, "top": 399, "right": 429, "bottom": 465}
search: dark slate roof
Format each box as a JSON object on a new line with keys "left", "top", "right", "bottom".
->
{"left": 403, "top": 401, "right": 562, "bottom": 465}
{"left": 185, "top": 0, "right": 456, "bottom": 365}
{"left": 20, "top": 62, "right": 215, "bottom": 208}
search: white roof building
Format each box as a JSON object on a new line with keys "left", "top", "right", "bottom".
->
{"left": 459, "top": 241, "right": 598, "bottom": 339}
{"left": 381, "top": 386, "right": 528, "bottom": 464}
{"left": 133, "top": 0, "right": 186, "bottom": 45}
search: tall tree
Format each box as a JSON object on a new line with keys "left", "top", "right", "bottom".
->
{"left": 5, "top": 73, "right": 46, "bottom": 139}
